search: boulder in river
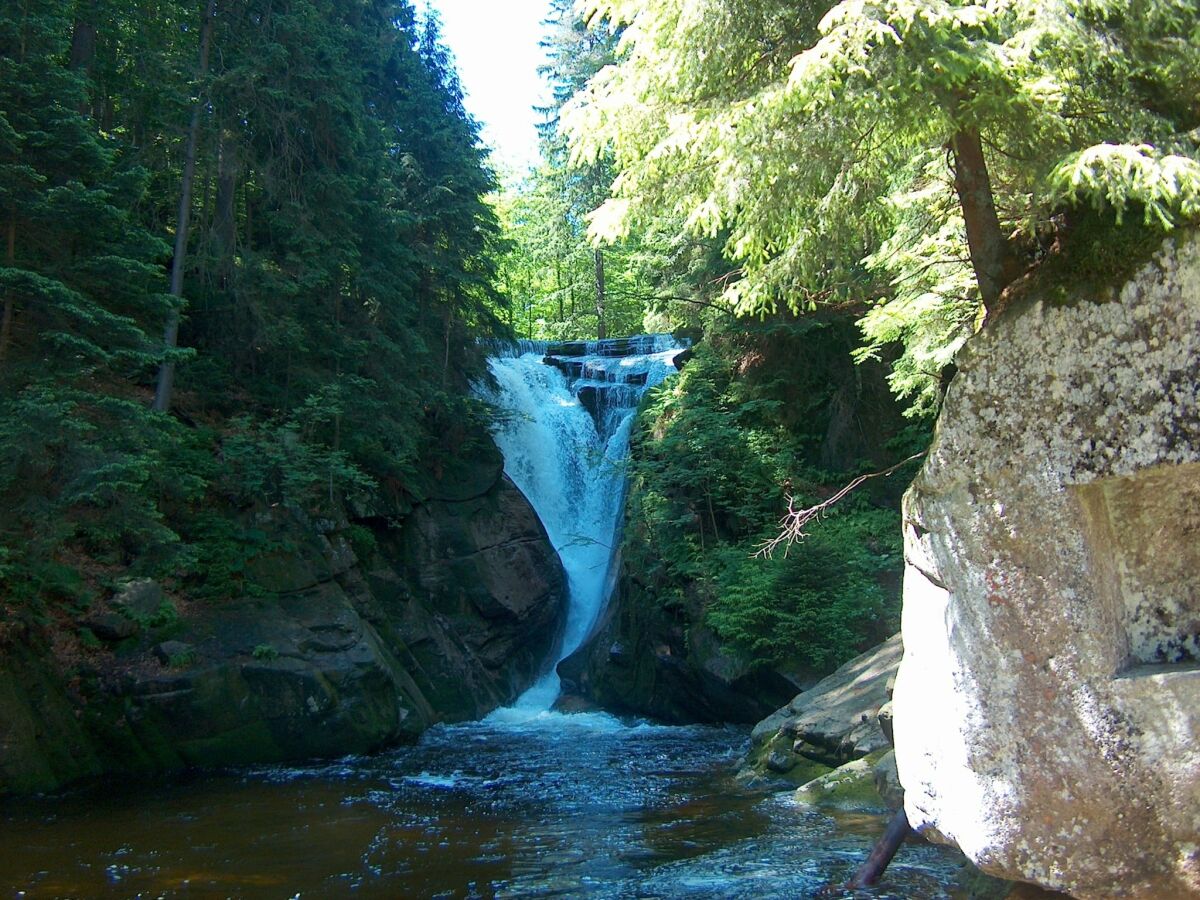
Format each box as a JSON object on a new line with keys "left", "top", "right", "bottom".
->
{"left": 111, "top": 578, "right": 170, "bottom": 622}
{"left": 893, "top": 230, "right": 1200, "bottom": 898}
{"left": 743, "top": 634, "right": 901, "bottom": 787}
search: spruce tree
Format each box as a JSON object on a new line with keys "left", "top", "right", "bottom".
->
{"left": 0, "top": 0, "right": 184, "bottom": 600}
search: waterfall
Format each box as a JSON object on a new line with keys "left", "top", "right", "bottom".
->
{"left": 480, "top": 334, "right": 687, "bottom": 713}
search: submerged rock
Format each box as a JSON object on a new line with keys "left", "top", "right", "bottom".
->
{"left": 893, "top": 231, "right": 1200, "bottom": 898}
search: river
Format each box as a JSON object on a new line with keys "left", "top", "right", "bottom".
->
{"left": 0, "top": 712, "right": 964, "bottom": 897}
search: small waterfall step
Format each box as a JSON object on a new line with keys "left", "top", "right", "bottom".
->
{"left": 541, "top": 357, "right": 651, "bottom": 386}
{"left": 542, "top": 336, "right": 662, "bottom": 357}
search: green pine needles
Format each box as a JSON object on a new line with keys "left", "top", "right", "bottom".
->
{"left": 567, "top": 0, "right": 1200, "bottom": 410}
{"left": 0, "top": 0, "right": 506, "bottom": 613}
{"left": 623, "top": 326, "right": 919, "bottom": 673}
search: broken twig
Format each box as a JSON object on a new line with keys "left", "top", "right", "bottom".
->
{"left": 754, "top": 452, "right": 927, "bottom": 558}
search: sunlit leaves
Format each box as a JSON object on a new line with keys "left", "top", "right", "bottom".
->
{"left": 1047, "top": 143, "right": 1200, "bottom": 227}
{"left": 566, "top": 0, "right": 1199, "bottom": 418}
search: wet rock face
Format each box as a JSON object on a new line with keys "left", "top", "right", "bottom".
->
{"left": 893, "top": 232, "right": 1200, "bottom": 898}
{"left": 0, "top": 460, "right": 567, "bottom": 795}
{"left": 389, "top": 473, "right": 568, "bottom": 716}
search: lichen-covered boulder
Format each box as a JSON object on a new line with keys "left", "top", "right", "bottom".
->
{"left": 793, "top": 749, "right": 894, "bottom": 810}
{"left": 893, "top": 232, "right": 1200, "bottom": 898}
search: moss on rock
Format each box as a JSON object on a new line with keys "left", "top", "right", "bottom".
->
{"left": 793, "top": 749, "right": 892, "bottom": 810}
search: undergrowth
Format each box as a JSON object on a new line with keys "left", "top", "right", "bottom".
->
{"left": 623, "top": 321, "right": 926, "bottom": 673}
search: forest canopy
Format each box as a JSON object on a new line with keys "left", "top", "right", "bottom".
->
{"left": 559, "top": 0, "right": 1200, "bottom": 411}
{"left": 0, "top": 0, "right": 504, "bottom": 605}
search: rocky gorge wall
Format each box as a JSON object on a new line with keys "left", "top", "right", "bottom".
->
{"left": 556, "top": 564, "right": 801, "bottom": 723}
{"left": 893, "top": 230, "right": 1200, "bottom": 898}
{"left": 0, "top": 444, "right": 566, "bottom": 795}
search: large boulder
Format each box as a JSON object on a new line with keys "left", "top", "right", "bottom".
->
{"left": 893, "top": 232, "right": 1200, "bottom": 898}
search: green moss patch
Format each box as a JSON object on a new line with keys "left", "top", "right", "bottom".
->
{"left": 793, "top": 749, "right": 892, "bottom": 810}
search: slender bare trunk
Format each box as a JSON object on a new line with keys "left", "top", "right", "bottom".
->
{"left": 0, "top": 209, "right": 16, "bottom": 362}
{"left": 243, "top": 175, "right": 252, "bottom": 248}
{"left": 951, "top": 127, "right": 1017, "bottom": 318}
{"left": 502, "top": 266, "right": 513, "bottom": 329}
{"left": 442, "top": 305, "right": 452, "bottom": 388}
{"left": 2, "top": 4, "right": 26, "bottom": 363}
{"left": 555, "top": 258, "right": 563, "bottom": 322}
{"left": 214, "top": 126, "right": 237, "bottom": 285}
{"left": 846, "top": 807, "right": 913, "bottom": 890}
{"left": 153, "top": 0, "right": 216, "bottom": 413}
{"left": 593, "top": 247, "right": 606, "bottom": 340}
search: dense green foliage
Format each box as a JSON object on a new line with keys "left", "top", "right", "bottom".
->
{"left": 566, "top": 0, "right": 1200, "bottom": 412}
{"left": 10, "top": 0, "right": 1194, "bottom": 688}
{"left": 0, "top": 0, "right": 503, "bottom": 610}
{"left": 492, "top": 0, "right": 731, "bottom": 341}
{"left": 623, "top": 321, "right": 924, "bottom": 672}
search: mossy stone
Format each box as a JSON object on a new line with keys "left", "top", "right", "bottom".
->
{"left": 176, "top": 721, "right": 283, "bottom": 767}
{"left": 794, "top": 749, "right": 892, "bottom": 810}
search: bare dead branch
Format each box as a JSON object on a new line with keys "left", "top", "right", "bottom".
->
{"left": 754, "top": 451, "right": 927, "bottom": 558}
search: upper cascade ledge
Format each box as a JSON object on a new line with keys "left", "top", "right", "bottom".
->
{"left": 484, "top": 333, "right": 689, "bottom": 360}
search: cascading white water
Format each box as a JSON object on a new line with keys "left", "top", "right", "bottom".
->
{"left": 480, "top": 335, "right": 686, "bottom": 714}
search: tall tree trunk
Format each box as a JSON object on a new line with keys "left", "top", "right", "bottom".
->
{"left": 68, "top": 0, "right": 98, "bottom": 117}
{"left": 442, "top": 303, "right": 452, "bottom": 388}
{"left": 68, "top": 20, "right": 96, "bottom": 70}
{"left": 502, "top": 265, "right": 513, "bottom": 329}
{"left": 68, "top": 0, "right": 97, "bottom": 65}
{"left": 593, "top": 247, "right": 606, "bottom": 340}
{"left": 951, "top": 127, "right": 1017, "bottom": 318}
{"left": 153, "top": 0, "right": 215, "bottom": 413}
{"left": 555, "top": 258, "right": 563, "bottom": 322}
{"left": 243, "top": 175, "right": 252, "bottom": 248}
{"left": 213, "top": 126, "right": 237, "bottom": 286}
{"left": 2, "top": 3, "right": 27, "bottom": 364}
{"left": 0, "top": 208, "right": 16, "bottom": 363}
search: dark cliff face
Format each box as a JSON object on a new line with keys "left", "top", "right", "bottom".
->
{"left": 0, "top": 448, "right": 566, "bottom": 796}
{"left": 556, "top": 572, "right": 801, "bottom": 724}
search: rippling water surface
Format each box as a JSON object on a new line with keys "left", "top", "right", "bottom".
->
{"left": 0, "top": 711, "right": 963, "bottom": 898}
